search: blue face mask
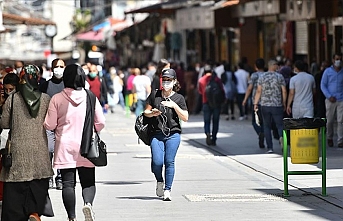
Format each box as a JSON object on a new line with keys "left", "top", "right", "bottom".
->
{"left": 89, "top": 72, "right": 97, "bottom": 78}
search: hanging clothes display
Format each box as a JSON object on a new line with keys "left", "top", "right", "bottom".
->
{"left": 152, "top": 33, "right": 165, "bottom": 63}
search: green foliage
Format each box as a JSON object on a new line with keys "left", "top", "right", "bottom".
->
{"left": 71, "top": 9, "right": 92, "bottom": 32}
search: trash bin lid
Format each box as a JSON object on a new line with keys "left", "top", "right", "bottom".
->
{"left": 283, "top": 118, "right": 326, "bottom": 130}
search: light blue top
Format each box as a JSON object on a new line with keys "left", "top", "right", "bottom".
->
{"left": 289, "top": 72, "right": 315, "bottom": 109}
{"left": 320, "top": 66, "right": 343, "bottom": 101}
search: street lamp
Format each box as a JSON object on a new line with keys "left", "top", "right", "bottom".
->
{"left": 45, "top": 24, "right": 57, "bottom": 54}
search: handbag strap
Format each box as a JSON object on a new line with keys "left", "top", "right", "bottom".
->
{"left": 85, "top": 90, "right": 99, "bottom": 135}
{"left": 8, "top": 94, "right": 14, "bottom": 140}
{"left": 6, "top": 93, "right": 15, "bottom": 153}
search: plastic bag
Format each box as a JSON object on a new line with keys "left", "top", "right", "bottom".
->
{"left": 283, "top": 118, "right": 326, "bottom": 130}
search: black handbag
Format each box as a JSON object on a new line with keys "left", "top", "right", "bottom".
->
{"left": 1, "top": 94, "right": 14, "bottom": 168}
{"left": 87, "top": 132, "right": 107, "bottom": 166}
{"left": 81, "top": 90, "right": 107, "bottom": 167}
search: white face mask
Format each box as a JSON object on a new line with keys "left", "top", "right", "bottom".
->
{"left": 162, "top": 81, "right": 174, "bottom": 91}
{"left": 334, "top": 60, "right": 341, "bottom": 68}
{"left": 5, "top": 89, "right": 15, "bottom": 96}
{"left": 53, "top": 67, "right": 64, "bottom": 79}
{"left": 16, "top": 68, "right": 22, "bottom": 74}
{"left": 83, "top": 69, "right": 89, "bottom": 75}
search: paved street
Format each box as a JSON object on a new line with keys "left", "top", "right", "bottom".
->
{"left": 45, "top": 106, "right": 343, "bottom": 221}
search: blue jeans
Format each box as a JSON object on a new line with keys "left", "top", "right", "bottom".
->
{"left": 203, "top": 103, "right": 221, "bottom": 142}
{"left": 150, "top": 132, "right": 181, "bottom": 190}
{"left": 261, "top": 106, "right": 284, "bottom": 150}
{"left": 236, "top": 93, "right": 248, "bottom": 117}
{"left": 135, "top": 99, "right": 145, "bottom": 117}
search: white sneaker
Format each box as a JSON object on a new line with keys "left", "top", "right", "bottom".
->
{"left": 163, "top": 190, "right": 171, "bottom": 201}
{"left": 82, "top": 203, "right": 95, "bottom": 221}
{"left": 239, "top": 116, "right": 244, "bottom": 121}
{"left": 156, "top": 182, "right": 164, "bottom": 197}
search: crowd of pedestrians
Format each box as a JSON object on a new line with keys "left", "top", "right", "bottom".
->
{"left": 0, "top": 51, "right": 338, "bottom": 220}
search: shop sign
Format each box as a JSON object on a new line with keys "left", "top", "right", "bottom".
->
{"left": 176, "top": 6, "right": 214, "bottom": 30}
{"left": 232, "top": 0, "right": 279, "bottom": 18}
{"left": 286, "top": 0, "right": 316, "bottom": 21}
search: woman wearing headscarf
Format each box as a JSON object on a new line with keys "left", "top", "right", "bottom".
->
{"left": 0, "top": 64, "right": 54, "bottom": 221}
{"left": 44, "top": 64, "right": 105, "bottom": 221}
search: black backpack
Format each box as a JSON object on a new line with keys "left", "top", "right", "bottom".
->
{"left": 205, "top": 73, "right": 225, "bottom": 108}
{"left": 134, "top": 90, "right": 157, "bottom": 145}
{"left": 134, "top": 113, "right": 152, "bottom": 145}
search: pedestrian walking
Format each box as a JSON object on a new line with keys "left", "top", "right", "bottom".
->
{"left": 144, "top": 68, "right": 188, "bottom": 201}
{"left": 254, "top": 60, "right": 287, "bottom": 153}
{"left": 221, "top": 63, "right": 236, "bottom": 120}
{"left": 87, "top": 63, "right": 108, "bottom": 113}
{"left": 39, "top": 58, "right": 66, "bottom": 190}
{"left": 234, "top": 62, "right": 249, "bottom": 120}
{"left": 243, "top": 58, "right": 266, "bottom": 148}
{"left": 286, "top": 60, "right": 316, "bottom": 118}
{"left": 44, "top": 64, "right": 106, "bottom": 221}
{"left": 1, "top": 64, "right": 54, "bottom": 221}
{"left": 198, "top": 65, "right": 225, "bottom": 146}
{"left": 132, "top": 68, "right": 151, "bottom": 117}
{"left": 0, "top": 72, "right": 19, "bottom": 203}
{"left": 320, "top": 52, "right": 343, "bottom": 147}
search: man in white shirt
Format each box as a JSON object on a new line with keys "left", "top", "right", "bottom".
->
{"left": 133, "top": 68, "right": 152, "bottom": 117}
{"left": 286, "top": 60, "right": 316, "bottom": 118}
{"left": 235, "top": 62, "right": 250, "bottom": 120}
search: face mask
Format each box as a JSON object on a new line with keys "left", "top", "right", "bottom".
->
{"left": 162, "top": 81, "right": 174, "bottom": 91}
{"left": 16, "top": 68, "right": 22, "bottom": 74}
{"left": 334, "top": 60, "right": 341, "bottom": 67}
{"left": 89, "top": 72, "right": 97, "bottom": 78}
{"left": 5, "top": 89, "right": 15, "bottom": 96}
{"left": 119, "top": 73, "right": 124, "bottom": 78}
{"left": 83, "top": 69, "right": 89, "bottom": 75}
{"left": 53, "top": 67, "right": 64, "bottom": 79}
{"left": 293, "top": 69, "right": 298, "bottom": 74}
{"left": 99, "top": 71, "right": 103, "bottom": 78}
{"left": 195, "top": 67, "right": 200, "bottom": 72}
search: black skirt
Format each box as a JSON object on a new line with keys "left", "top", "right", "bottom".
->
{"left": 1, "top": 178, "right": 54, "bottom": 221}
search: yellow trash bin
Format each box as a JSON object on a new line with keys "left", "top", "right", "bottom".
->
{"left": 290, "top": 129, "right": 319, "bottom": 164}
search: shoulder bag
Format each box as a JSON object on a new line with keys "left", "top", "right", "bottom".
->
{"left": 80, "top": 90, "right": 107, "bottom": 167}
{"left": 1, "top": 94, "right": 14, "bottom": 168}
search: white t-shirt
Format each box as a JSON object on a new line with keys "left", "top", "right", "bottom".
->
{"left": 234, "top": 68, "right": 249, "bottom": 94}
{"left": 132, "top": 75, "right": 151, "bottom": 100}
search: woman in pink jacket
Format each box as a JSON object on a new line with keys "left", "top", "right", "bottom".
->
{"left": 44, "top": 64, "right": 105, "bottom": 221}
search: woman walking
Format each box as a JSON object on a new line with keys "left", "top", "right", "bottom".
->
{"left": 144, "top": 68, "right": 188, "bottom": 201}
{"left": 44, "top": 64, "right": 105, "bottom": 221}
{"left": 0, "top": 64, "right": 54, "bottom": 221}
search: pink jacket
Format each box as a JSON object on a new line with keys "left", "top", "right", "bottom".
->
{"left": 44, "top": 88, "right": 105, "bottom": 169}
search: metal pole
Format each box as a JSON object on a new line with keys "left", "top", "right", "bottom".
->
{"left": 283, "top": 130, "right": 289, "bottom": 196}
{"left": 51, "top": 37, "right": 54, "bottom": 54}
{"left": 322, "top": 126, "right": 327, "bottom": 196}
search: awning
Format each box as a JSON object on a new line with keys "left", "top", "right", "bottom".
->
{"left": 76, "top": 31, "right": 106, "bottom": 42}
{"left": 75, "top": 18, "right": 131, "bottom": 42}
{"left": 124, "top": 0, "right": 201, "bottom": 15}
{"left": 3, "top": 12, "right": 55, "bottom": 26}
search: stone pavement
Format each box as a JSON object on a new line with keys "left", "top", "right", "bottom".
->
{"left": 44, "top": 106, "right": 343, "bottom": 221}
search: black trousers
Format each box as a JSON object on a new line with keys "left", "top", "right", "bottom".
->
{"left": 60, "top": 167, "right": 96, "bottom": 219}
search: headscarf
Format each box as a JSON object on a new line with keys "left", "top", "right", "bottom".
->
{"left": 63, "top": 64, "right": 86, "bottom": 90}
{"left": 17, "top": 64, "right": 42, "bottom": 118}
